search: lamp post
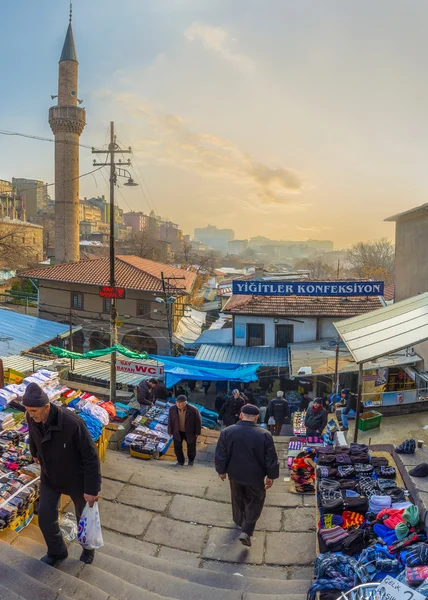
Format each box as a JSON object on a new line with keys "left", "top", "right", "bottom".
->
{"left": 92, "top": 122, "right": 137, "bottom": 402}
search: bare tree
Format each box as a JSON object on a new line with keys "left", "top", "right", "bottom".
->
{"left": 346, "top": 238, "right": 394, "bottom": 283}
{"left": 294, "top": 257, "right": 336, "bottom": 279}
{"left": 121, "top": 230, "right": 171, "bottom": 263}
{"left": 0, "top": 223, "right": 42, "bottom": 268}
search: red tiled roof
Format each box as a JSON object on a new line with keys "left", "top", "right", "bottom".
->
{"left": 20, "top": 255, "right": 196, "bottom": 294}
{"left": 223, "top": 295, "right": 384, "bottom": 317}
{"left": 383, "top": 283, "right": 395, "bottom": 302}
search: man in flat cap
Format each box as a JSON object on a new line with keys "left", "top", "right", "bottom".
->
{"left": 23, "top": 382, "right": 101, "bottom": 566}
{"left": 214, "top": 403, "right": 279, "bottom": 547}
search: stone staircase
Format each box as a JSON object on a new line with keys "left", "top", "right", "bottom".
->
{"left": 0, "top": 438, "right": 316, "bottom": 600}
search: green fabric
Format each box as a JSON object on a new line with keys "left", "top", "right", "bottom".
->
{"left": 403, "top": 504, "right": 419, "bottom": 527}
{"left": 395, "top": 522, "right": 409, "bottom": 540}
{"left": 49, "top": 344, "right": 148, "bottom": 360}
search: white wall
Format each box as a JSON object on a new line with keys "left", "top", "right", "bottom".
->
{"left": 233, "top": 315, "right": 346, "bottom": 346}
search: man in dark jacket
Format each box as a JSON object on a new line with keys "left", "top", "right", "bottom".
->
{"left": 215, "top": 404, "right": 279, "bottom": 547}
{"left": 153, "top": 379, "right": 168, "bottom": 401}
{"left": 24, "top": 383, "right": 101, "bottom": 567}
{"left": 137, "top": 377, "right": 156, "bottom": 414}
{"left": 218, "top": 389, "right": 246, "bottom": 427}
{"left": 265, "top": 391, "right": 289, "bottom": 436}
{"left": 168, "top": 395, "right": 202, "bottom": 466}
{"left": 340, "top": 388, "right": 357, "bottom": 431}
{"left": 304, "top": 397, "right": 328, "bottom": 436}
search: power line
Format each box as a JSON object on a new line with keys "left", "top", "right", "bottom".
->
{"left": 0, "top": 129, "right": 100, "bottom": 151}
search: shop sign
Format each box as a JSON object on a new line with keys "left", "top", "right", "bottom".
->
{"left": 99, "top": 286, "right": 126, "bottom": 299}
{"left": 232, "top": 280, "right": 384, "bottom": 297}
{"left": 375, "top": 575, "right": 425, "bottom": 600}
{"left": 116, "top": 359, "right": 164, "bottom": 377}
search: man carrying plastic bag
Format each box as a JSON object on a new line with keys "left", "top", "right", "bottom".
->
{"left": 24, "top": 383, "right": 102, "bottom": 567}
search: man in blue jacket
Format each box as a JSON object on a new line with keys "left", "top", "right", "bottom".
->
{"left": 214, "top": 404, "right": 279, "bottom": 547}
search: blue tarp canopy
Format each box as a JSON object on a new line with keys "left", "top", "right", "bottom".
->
{"left": 149, "top": 354, "right": 260, "bottom": 388}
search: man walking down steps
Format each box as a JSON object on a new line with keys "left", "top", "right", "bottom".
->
{"left": 214, "top": 403, "right": 279, "bottom": 547}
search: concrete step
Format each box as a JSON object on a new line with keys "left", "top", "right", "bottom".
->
{"left": 0, "top": 559, "right": 70, "bottom": 600}
{"left": 95, "top": 540, "right": 312, "bottom": 594}
{"left": 0, "top": 582, "right": 28, "bottom": 600}
{"left": 0, "top": 541, "right": 110, "bottom": 600}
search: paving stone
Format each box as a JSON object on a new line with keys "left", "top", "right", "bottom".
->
{"left": 102, "top": 529, "right": 158, "bottom": 555}
{"left": 202, "top": 527, "right": 266, "bottom": 564}
{"left": 102, "top": 462, "right": 135, "bottom": 483}
{"left": 130, "top": 470, "right": 207, "bottom": 497}
{"left": 266, "top": 492, "right": 303, "bottom": 508}
{"left": 282, "top": 508, "right": 315, "bottom": 532}
{"left": 265, "top": 532, "right": 315, "bottom": 565}
{"left": 144, "top": 515, "right": 208, "bottom": 552}
{"left": 158, "top": 545, "right": 201, "bottom": 568}
{"left": 117, "top": 484, "right": 172, "bottom": 512}
{"left": 395, "top": 452, "right": 425, "bottom": 467}
{"left": 201, "top": 560, "right": 290, "bottom": 580}
{"left": 13, "top": 524, "right": 45, "bottom": 545}
{"left": 98, "top": 498, "right": 154, "bottom": 536}
{"left": 99, "top": 478, "right": 125, "bottom": 500}
{"left": 169, "top": 495, "right": 281, "bottom": 531}
{"left": 289, "top": 566, "right": 315, "bottom": 580}
{"left": 302, "top": 495, "right": 316, "bottom": 507}
{"left": 205, "top": 485, "right": 232, "bottom": 503}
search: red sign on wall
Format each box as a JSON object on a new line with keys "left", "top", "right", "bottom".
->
{"left": 99, "top": 286, "right": 126, "bottom": 299}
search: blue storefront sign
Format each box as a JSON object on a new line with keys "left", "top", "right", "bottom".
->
{"left": 232, "top": 280, "right": 384, "bottom": 297}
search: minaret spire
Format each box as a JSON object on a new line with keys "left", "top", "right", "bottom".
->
{"left": 60, "top": 3, "right": 77, "bottom": 63}
{"left": 70, "top": 2, "right": 72, "bottom": 24}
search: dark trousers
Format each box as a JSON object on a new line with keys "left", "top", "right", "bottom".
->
{"left": 38, "top": 481, "right": 86, "bottom": 557}
{"left": 229, "top": 479, "right": 266, "bottom": 536}
{"left": 273, "top": 419, "right": 285, "bottom": 436}
{"left": 173, "top": 431, "right": 196, "bottom": 465}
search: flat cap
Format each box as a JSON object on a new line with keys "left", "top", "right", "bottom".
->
{"left": 241, "top": 404, "right": 260, "bottom": 416}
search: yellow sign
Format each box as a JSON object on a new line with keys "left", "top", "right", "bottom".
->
{"left": 116, "top": 320, "right": 124, "bottom": 327}
{"left": 4, "top": 368, "right": 24, "bottom": 384}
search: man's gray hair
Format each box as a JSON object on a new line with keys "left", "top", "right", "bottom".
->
{"left": 277, "top": 391, "right": 284, "bottom": 397}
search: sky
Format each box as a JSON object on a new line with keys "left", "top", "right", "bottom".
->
{"left": 2, "top": 0, "right": 428, "bottom": 249}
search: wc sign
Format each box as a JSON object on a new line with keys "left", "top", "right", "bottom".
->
{"left": 116, "top": 359, "right": 164, "bottom": 377}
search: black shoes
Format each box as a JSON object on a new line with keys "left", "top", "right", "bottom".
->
{"left": 188, "top": 460, "right": 194, "bottom": 467}
{"left": 340, "top": 427, "right": 349, "bottom": 431}
{"left": 40, "top": 550, "right": 68, "bottom": 566}
{"left": 172, "top": 462, "right": 184, "bottom": 467}
{"left": 238, "top": 532, "right": 251, "bottom": 547}
{"left": 80, "top": 549, "right": 95, "bottom": 564}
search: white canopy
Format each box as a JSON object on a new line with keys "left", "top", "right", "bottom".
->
{"left": 334, "top": 292, "right": 428, "bottom": 364}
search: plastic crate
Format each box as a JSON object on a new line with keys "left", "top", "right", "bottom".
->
{"left": 358, "top": 410, "right": 382, "bottom": 431}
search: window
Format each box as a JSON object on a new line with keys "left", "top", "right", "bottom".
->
{"left": 247, "top": 323, "right": 264, "bottom": 347}
{"left": 276, "top": 324, "right": 294, "bottom": 348}
{"left": 103, "top": 298, "right": 112, "bottom": 313}
{"left": 137, "top": 300, "right": 150, "bottom": 317}
{"left": 71, "top": 292, "right": 83, "bottom": 310}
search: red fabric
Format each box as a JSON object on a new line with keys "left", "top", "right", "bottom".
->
{"left": 377, "top": 508, "right": 405, "bottom": 529}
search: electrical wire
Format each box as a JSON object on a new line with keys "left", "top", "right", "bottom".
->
{"left": 0, "top": 129, "right": 100, "bottom": 151}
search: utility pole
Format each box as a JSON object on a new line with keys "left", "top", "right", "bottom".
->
{"left": 160, "top": 272, "right": 186, "bottom": 357}
{"left": 92, "top": 122, "right": 134, "bottom": 403}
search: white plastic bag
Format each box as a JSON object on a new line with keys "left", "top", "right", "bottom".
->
{"left": 268, "top": 416, "right": 276, "bottom": 426}
{"left": 78, "top": 502, "right": 104, "bottom": 549}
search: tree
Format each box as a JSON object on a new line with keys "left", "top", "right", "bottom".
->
{"left": 121, "top": 230, "right": 171, "bottom": 263}
{"left": 346, "top": 238, "right": 394, "bottom": 284}
{"left": 0, "top": 223, "right": 41, "bottom": 269}
{"left": 294, "top": 257, "right": 336, "bottom": 279}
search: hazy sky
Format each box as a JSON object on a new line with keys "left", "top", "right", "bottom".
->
{"left": 2, "top": 1, "right": 428, "bottom": 248}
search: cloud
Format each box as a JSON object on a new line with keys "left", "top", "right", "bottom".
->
{"left": 184, "top": 21, "right": 254, "bottom": 73}
{"left": 116, "top": 94, "right": 304, "bottom": 207}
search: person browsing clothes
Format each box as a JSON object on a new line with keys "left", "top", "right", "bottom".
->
{"left": 304, "top": 397, "right": 328, "bottom": 437}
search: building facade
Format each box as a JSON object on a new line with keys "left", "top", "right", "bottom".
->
{"left": 11, "top": 178, "right": 48, "bottom": 217}
{"left": 49, "top": 14, "right": 86, "bottom": 263}
{"left": 194, "top": 225, "right": 235, "bottom": 251}
{"left": 21, "top": 256, "right": 196, "bottom": 355}
{"left": 223, "top": 294, "right": 384, "bottom": 348}
{"left": 0, "top": 219, "right": 43, "bottom": 265}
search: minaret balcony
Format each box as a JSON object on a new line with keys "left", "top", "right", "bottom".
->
{"left": 49, "top": 105, "right": 86, "bottom": 135}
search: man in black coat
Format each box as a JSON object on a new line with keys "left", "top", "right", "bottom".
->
{"left": 215, "top": 404, "right": 279, "bottom": 547}
{"left": 137, "top": 377, "right": 156, "bottom": 414}
{"left": 168, "top": 395, "right": 202, "bottom": 466}
{"left": 24, "top": 383, "right": 101, "bottom": 567}
{"left": 265, "top": 391, "right": 289, "bottom": 436}
{"left": 153, "top": 379, "right": 168, "bottom": 401}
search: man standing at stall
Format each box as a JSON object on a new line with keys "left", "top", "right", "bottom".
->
{"left": 168, "top": 394, "right": 202, "bottom": 466}
{"left": 23, "top": 382, "right": 101, "bottom": 567}
{"left": 215, "top": 404, "right": 279, "bottom": 547}
{"left": 137, "top": 377, "right": 156, "bottom": 414}
{"left": 339, "top": 388, "right": 357, "bottom": 431}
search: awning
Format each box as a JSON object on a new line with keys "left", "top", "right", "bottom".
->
{"left": 334, "top": 292, "right": 428, "bottom": 364}
{"left": 172, "top": 308, "right": 206, "bottom": 346}
{"left": 288, "top": 339, "right": 423, "bottom": 378}
{"left": 196, "top": 344, "right": 289, "bottom": 367}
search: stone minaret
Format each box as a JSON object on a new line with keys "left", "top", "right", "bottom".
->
{"left": 49, "top": 9, "right": 86, "bottom": 263}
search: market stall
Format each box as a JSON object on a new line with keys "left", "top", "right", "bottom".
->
{"left": 308, "top": 442, "right": 428, "bottom": 600}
